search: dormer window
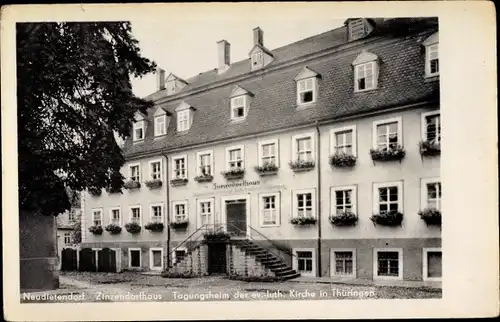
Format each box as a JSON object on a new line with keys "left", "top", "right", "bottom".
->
{"left": 231, "top": 96, "right": 247, "bottom": 120}
{"left": 175, "top": 101, "right": 195, "bottom": 133}
{"left": 352, "top": 51, "right": 379, "bottom": 92}
{"left": 423, "top": 32, "right": 439, "bottom": 78}
{"left": 165, "top": 73, "right": 188, "bottom": 96}
{"left": 251, "top": 51, "right": 262, "bottom": 67}
{"left": 133, "top": 121, "right": 144, "bottom": 141}
{"left": 154, "top": 115, "right": 166, "bottom": 136}
{"left": 345, "top": 18, "right": 375, "bottom": 42}
{"left": 249, "top": 27, "right": 274, "bottom": 71}
{"left": 295, "top": 67, "right": 320, "bottom": 106}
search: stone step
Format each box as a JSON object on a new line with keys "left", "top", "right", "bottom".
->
{"left": 279, "top": 271, "right": 301, "bottom": 281}
{"left": 275, "top": 268, "right": 296, "bottom": 277}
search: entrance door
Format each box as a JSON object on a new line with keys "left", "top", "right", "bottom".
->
{"left": 226, "top": 200, "right": 246, "bottom": 237}
{"left": 150, "top": 249, "right": 163, "bottom": 271}
{"left": 208, "top": 243, "right": 227, "bottom": 274}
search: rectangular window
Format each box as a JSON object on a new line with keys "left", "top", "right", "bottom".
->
{"left": 199, "top": 200, "right": 213, "bottom": 226}
{"left": 426, "top": 44, "right": 439, "bottom": 76}
{"left": 231, "top": 96, "right": 246, "bottom": 120}
{"left": 150, "top": 249, "right": 163, "bottom": 270}
{"left": 172, "top": 156, "right": 187, "bottom": 179}
{"left": 297, "top": 78, "right": 316, "bottom": 105}
{"left": 258, "top": 139, "right": 279, "bottom": 167}
{"left": 421, "top": 178, "right": 442, "bottom": 211}
{"left": 260, "top": 193, "right": 280, "bottom": 226}
{"left": 173, "top": 201, "right": 188, "bottom": 222}
{"left": 150, "top": 161, "right": 162, "bottom": 180}
{"left": 197, "top": 150, "right": 213, "bottom": 176}
{"left": 355, "top": 62, "right": 376, "bottom": 91}
{"left": 133, "top": 121, "right": 144, "bottom": 141}
{"left": 110, "top": 208, "right": 120, "bottom": 225}
{"left": 372, "top": 117, "right": 402, "bottom": 151}
{"left": 335, "top": 189, "right": 353, "bottom": 214}
{"left": 377, "top": 251, "right": 400, "bottom": 277}
{"left": 373, "top": 181, "right": 403, "bottom": 214}
{"left": 177, "top": 110, "right": 190, "bottom": 132}
{"left": 64, "top": 232, "right": 72, "bottom": 245}
{"left": 251, "top": 51, "right": 262, "bottom": 66}
{"left": 129, "top": 164, "right": 140, "bottom": 182}
{"left": 423, "top": 248, "right": 442, "bottom": 281}
{"left": 293, "top": 190, "right": 315, "bottom": 218}
{"left": 334, "top": 251, "right": 354, "bottom": 276}
{"left": 330, "top": 126, "right": 357, "bottom": 157}
{"left": 68, "top": 209, "right": 76, "bottom": 222}
{"left": 154, "top": 115, "right": 166, "bottom": 136}
{"left": 349, "top": 19, "right": 366, "bottom": 40}
{"left": 173, "top": 249, "right": 187, "bottom": 265}
{"left": 297, "top": 137, "right": 312, "bottom": 161}
{"left": 151, "top": 204, "right": 163, "bottom": 223}
{"left": 422, "top": 111, "right": 441, "bottom": 144}
{"left": 129, "top": 248, "right": 141, "bottom": 268}
{"left": 227, "top": 147, "right": 244, "bottom": 170}
{"left": 92, "top": 209, "right": 102, "bottom": 226}
{"left": 293, "top": 248, "right": 315, "bottom": 277}
{"left": 130, "top": 206, "right": 141, "bottom": 225}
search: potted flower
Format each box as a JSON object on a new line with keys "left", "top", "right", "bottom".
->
{"left": 329, "top": 212, "right": 358, "bottom": 226}
{"left": 289, "top": 160, "right": 315, "bottom": 172}
{"left": 88, "top": 225, "right": 103, "bottom": 235}
{"left": 194, "top": 167, "right": 214, "bottom": 183}
{"left": 419, "top": 140, "right": 441, "bottom": 157}
{"left": 203, "top": 231, "right": 231, "bottom": 242}
{"left": 370, "top": 145, "right": 406, "bottom": 162}
{"left": 170, "top": 175, "right": 188, "bottom": 187}
{"left": 254, "top": 162, "right": 279, "bottom": 176}
{"left": 418, "top": 208, "right": 442, "bottom": 225}
{"left": 144, "top": 222, "right": 165, "bottom": 232}
{"left": 370, "top": 210, "right": 404, "bottom": 226}
{"left": 221, "top": 167, "right": 245, "bottom": 180}
{"left": 88, "top": 187, "right": 102, "bottom": 197}
{"left": 290, "top": 216, "right": 317, "bottom": 226}
{"left": 144, "top": 179, "right": 163, "bottom": 189}
{"left": 329, "top": 153, "right": 357, "bottom": 168}
{"left": 169, "top": 220, "right": 189, "bottom": 230}
{"left": 104, "top": 224, "right": 122, "bottom": 234}
{"left": 123, "top": 180, "right": 141, "bottom": 190}
{"left": 125, "top": 222, "right": 142, "bottom": 234}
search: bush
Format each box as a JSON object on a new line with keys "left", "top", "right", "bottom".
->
{"left": 144, "top": 222, "right": 164, "bottom": 232}
{"left": 289, "top": 160, "right": 315, "bottom": 171}
{"left": 418, "top": 208, "right": 441, "bottom": 225}
{"left": 370, "top": 145, "right": 406, "bottom": 162}
{"left": 88, "top": 188, "right": 102, "bottom": 196}
{"left": 125, "top": 222, "right": 141, "bottom": 234}
{"left": 290, "top": 216, "right": 317, "bottom": 226}
{"left": 370, "top": 211, "right": 404, "bottom": 226}
{"left": 329, "top": 212, "right": 358, "bottom": 226}
{"left": 329, "top": 153, "right": 357, "bottom": 168}
{"left": 88, "top": 225, "right": 103, "bottom": 235}
{"left": 104, "top": 224, "right": 122, "bottom": 234}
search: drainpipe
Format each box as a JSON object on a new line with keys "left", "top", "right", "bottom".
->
{"left": 315, "top": 120, "right": 322, "bottom": 277}
{"left": 162, "top": 153, "right": 171, "bottom": 269}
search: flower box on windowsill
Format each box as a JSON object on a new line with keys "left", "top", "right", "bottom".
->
{"left": 194, "top": 174, "right": 214, "bottom": 183}
{"left": 144, "top": 179, "right": 163, "bottom": 189}
{"left": 289, "top": 160, "right": 315, "bottom": 172}
{"left": 419, "top": 140, "right": 441, "bottom": 157}
{"left": 89, "top": 188, "right": 102, "bottom": 197}
{"left": 125, "top": 222, "right": 141, "bottom": 234}
{"left": 418, "top": 208, "right": 441, "bottom": 226}
{"left": 370, "top": 146, "right": 406, "bottom": 162}
{"left": 222, "top": 168, "right": 245, "bottom": 180}
{"left": 329, "top": 153, "right": 357, "bottom": 168}
{"left": 203, "top": 231, "right": 231, "bottom": 242}
{"left": 370, "top": 211, "right": 404, "bottom": 226}
{"left": 145, "top": 222, "right": 165, "bottom": 232}
{"left": 254, "top": 163, "right": 279, "bottom": 176}
{"left": 329, "top": 212, "right": 358, "bottom": 227}
{"left": 88, "top": 225, "right": 103, "bottom": 235}
{"left": 104, "top": 224, "right": 122, "bottom": 234}
{"left": 123, "top": 180, "right": 141, "bottom": 190}
{"left": 169, "top": 220, "right": 189, "bottom": 230}
{"left": 170, "top": 178, "right": 188, "bottom": 187}
{"left": 290, "top": 216, "right": 317, "bottom": 226}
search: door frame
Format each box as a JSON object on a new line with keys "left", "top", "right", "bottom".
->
{"left": 220, "top": 194, "right": 250, "bottom": 237}
{"left": 149, "top": 247, "right": 164, "bottom": 271}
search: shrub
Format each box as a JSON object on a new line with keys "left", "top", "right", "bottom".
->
{"left": 88, "top": 225, "right": 103, "bottom": 235}
{"left": 418, "top": 208, "right": 442, "bottom": 225}
{"left": 329, "top": 153, "right": 357, "bottom": 168}
{"left": 419, "top": 140, "right": 441, "bottom": 156}
{"left": 144, "top": 222, "right": 165, "bottom": 232}
{"left": 370, "top": 145, "right": 406, "bottom": 162}
{"left": 125, "top": 222, "right": 141, "bottom": 234}
{"left": 370, "top": 211, "right": 404, "bottom": 226}
{"left": 289, "top": 160, "right": 315, "bottom": 171}
{"left": 88, "top": 188, "right": 102, "bottom": 196}
{"left": 104, "top": 224, "right": 122, "bottom": 234}
{"left": 329, "top": 212, "right": 358, "bottom": 226}
{"left": 290, "top": 216, "right": 317, "bottom": 226}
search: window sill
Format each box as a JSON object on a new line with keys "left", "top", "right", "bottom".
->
{"left": 296, "top": 102, "right": 316, "bottom": 110}
{"left": 373, "top": 275, "right": 403, "bottom": 281}
{"left": 354, "top": 87, "right": 378, "bottom": 93}
{"left": 153, "top": 134, "right": 167, "bottom": 139}
{"left": 132, "top": 139, "right": 145, "bottom": 144}
{"left": 260, "top": 224, "right": 280, "bottom": 228}
{"left": 424, "top": 75, "right": 439, "bottom": 83}
{"left": 230, "top": 117, "right": 247, "bottom": 124}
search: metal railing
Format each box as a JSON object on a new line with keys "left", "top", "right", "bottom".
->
{"left": 248, "top": 225, "right": 297, "bottom": 259}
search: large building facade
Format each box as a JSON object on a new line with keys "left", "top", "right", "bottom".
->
{"left": 82, "top": 18, "right": 441, "bottom": 281}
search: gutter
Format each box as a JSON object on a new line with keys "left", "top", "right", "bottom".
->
{"left": 315, "top": 120, "right": 322, "bottom": 277}
{"left": 162, "top": 153, "right": 171, "bottom": 269}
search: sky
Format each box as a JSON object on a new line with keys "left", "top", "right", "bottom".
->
{"left": 129, "top": 17, "right": 345, "bottom": 98}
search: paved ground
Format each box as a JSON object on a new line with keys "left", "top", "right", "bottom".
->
{"left": 20, "top": 272, "right": 441, "bottom": 303}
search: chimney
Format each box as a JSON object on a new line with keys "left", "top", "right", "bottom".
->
{"left": 253, "top": 27, "right": 264, "bottom": 46}
{"left": 217, "top": 40, "right": 231, "bottom": 72}
{"left": 156, "top": 67, "right": 165, "bottom": 91}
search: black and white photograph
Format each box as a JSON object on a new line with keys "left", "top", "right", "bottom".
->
{"left": 2, "top": 2, "right": 498, "bottom": 320}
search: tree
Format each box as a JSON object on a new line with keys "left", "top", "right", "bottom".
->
{"left": 17, "top": 22, "right": 156, "bottom": 216}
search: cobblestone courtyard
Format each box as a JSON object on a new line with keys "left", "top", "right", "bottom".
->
{"left": 21, "top": 272, "right": 441, "bottom": 303}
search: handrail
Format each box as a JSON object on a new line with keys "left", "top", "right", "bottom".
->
{"left": 170, "top": 224, "right": 208, "bottom": 257}
{"left": 248, "top": 225, "right": 297, "bottom": 258}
